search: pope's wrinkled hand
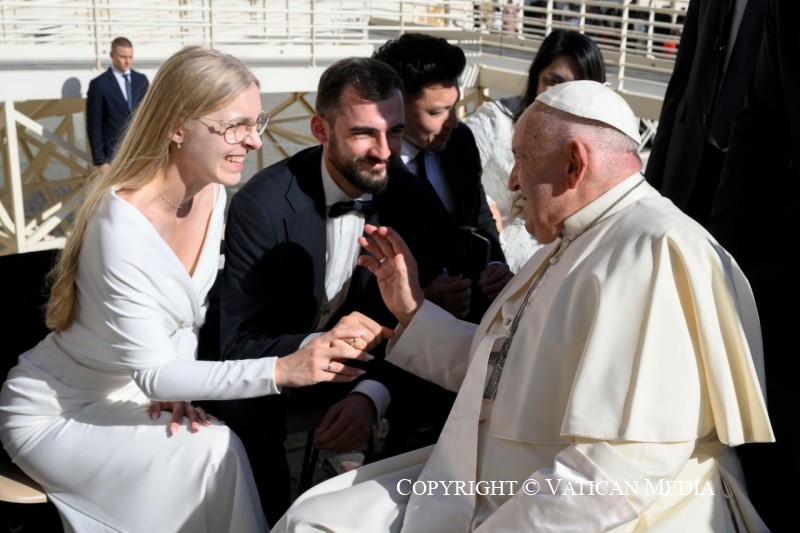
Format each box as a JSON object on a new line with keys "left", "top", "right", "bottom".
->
{"left": 357, "top": 224, "right": 425, "bottom": 327}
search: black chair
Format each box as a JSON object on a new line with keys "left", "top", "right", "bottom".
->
{"left": 0, "top": 249, "right": 62, "bottom": 530}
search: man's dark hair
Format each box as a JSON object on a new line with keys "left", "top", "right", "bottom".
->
{"left": 315, "top": 57, "right": 405, "bottom": 120}
{"left": 111, "top": 36, "right": 133, "bottom": 50}
{"left": 372, "top": 33, "right": 467, "bottom": 98}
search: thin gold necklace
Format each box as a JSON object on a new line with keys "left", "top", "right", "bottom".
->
{"left": 151, "top": 182, "right": 189, "bottom": 210}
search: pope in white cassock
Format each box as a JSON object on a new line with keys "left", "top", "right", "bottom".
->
{"left": 273, "top": 80, "right": 775, "bottom": 532}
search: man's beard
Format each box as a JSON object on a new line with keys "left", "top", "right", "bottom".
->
{"left": 328, "top": 136, "right": 393, "bottom": 195}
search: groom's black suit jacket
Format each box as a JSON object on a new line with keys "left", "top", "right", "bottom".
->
{"left": 220, "top": 145, "right": 443, "bottom": 363}
{"left": 208, "top": 145, "right": 456, "bottom": 523}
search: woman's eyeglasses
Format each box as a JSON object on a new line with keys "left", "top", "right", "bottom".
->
{"left": 200, "top": 111, "right": 270, "bottom": 144}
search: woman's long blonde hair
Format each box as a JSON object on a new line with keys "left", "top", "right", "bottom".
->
{"left": 46, "top": 45, "right": 259, "bottom": 332}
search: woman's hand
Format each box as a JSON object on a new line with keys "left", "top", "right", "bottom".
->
{"left": 357, "top": 224, "right": 425, "bottom": 327}
{"left": 274, "top": 326, "right": 376, "bottom": 388}
{"left": 148, "top": 400, "right": 218, "bottom": 436}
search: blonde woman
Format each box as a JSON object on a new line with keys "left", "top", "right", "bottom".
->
{"left": 0, "top": 46, "right": 377, "bottom": 532}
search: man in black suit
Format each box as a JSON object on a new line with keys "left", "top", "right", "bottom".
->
{"left": 707, "top": 1, "right": 799, "bottom": 529}
{"left": 86, "top": 36, "right": 149, "bottom": 174}
{"left": 645, "top": 0, "right": 768, "bottom": 223}
{"left": 216, "top": 57, "right": 448, "bottom": 525}
{"left": 373, "top": 33, "right": 512, "bottom": 324}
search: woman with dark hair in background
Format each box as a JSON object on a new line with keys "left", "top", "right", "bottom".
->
{"left": 465, "top": 29, "right": 606, "bottom": 272}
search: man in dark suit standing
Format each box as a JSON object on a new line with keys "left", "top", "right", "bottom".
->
{"left": 215, "top": 57, "right": 449, "bottom": 525}
{"left": 707, "top": 1, "right": 800, "bottom": 529}
{"left": 86, "top": 36, "right": 149, "bottom": 174}
{"left": 373, "top": 33, "right": 512, "bottom": 324}
{"left": 645, "top": 0, "right": 768, "bottom": 223}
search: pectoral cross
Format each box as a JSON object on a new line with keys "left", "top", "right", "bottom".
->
{"left": 483, "top": 337, "right": 512, "bottom": 400}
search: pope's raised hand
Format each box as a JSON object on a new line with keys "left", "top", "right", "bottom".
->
{"left": 357, "top": 224, "right": 424, "bottom": 327}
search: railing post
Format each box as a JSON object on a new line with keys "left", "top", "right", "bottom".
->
{"left": 3, "top": 101, "right": 26, "bottom": 253}
{"left": 311, "top": 0, "right": 316, "bottom": 67}
{"left": 647, "top": 1, "right": 656, "bottom": 58}
{"left": 209, "top": 0, "right": 215, "bottom": 49}
{"left": 618, "top": 0, "right": 631, "bottom": 93}
{"left": 91, "top": 0, "right": 101, "bottom": 70}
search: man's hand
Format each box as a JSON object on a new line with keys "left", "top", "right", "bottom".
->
{"left": 313, "top": 393, "right": 375, "bottom": 452}
{"left": 479, "top": 263, "right": 513, "bottom": 301}
{"left": 332, "top": 311, "right": 393, "bottom": 352}
{"left": 423, "top": 274, "right": 471, "bottom": 318}
{"left": 148, "top": 400, "right": 217, "bottom": 436}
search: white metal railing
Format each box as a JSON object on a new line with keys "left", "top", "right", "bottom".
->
{"left": 0, "top": 1, "right": 685, "bottom": 68}
{"left": 0, "top": 1, "right": 687, "bottom": 254}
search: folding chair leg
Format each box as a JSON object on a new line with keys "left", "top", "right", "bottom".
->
{"left": 364, "top": 428, "right": 376, "bottom": 464}
{"left": 297, "top": 429, "right": 320, "bottom": 496}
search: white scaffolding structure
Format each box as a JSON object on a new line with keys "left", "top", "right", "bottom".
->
{"left": 0, "top": 0, "right": 687, "bottom": 254}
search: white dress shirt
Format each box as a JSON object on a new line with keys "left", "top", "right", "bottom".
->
{"left": 401, "top": 139, "right": 456, "bottom": 218}
{"left": 110, "top": 66, "right": 131, "bottom": 104}
{"left": 300, "top": 161, "right": 390, "bottom": 418}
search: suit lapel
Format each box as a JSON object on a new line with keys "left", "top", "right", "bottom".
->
{"left": 284, "top": 147, "right": 328, "bottom": 320}
{"left": 130, "top": 71, "right": 143, "bottom": 107}
{"left": 439, "top": 128, "right": 468, "bottom": 224}
{"left": 104, "top": 68, "right": 128, "bottom": 109}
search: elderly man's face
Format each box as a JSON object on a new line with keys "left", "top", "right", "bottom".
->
{"left": 508, "top": 104, "right": 569, "bottom": 244}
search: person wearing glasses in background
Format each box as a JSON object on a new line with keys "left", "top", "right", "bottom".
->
{"left": 464, "top": 29, "right": 606, "bottom": 273}
{"left": 0, "top": 46, "right": 374, "bottom": 532}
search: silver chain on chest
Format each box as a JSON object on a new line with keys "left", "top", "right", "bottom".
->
{"left": 483, "top": 178, "right": 645, "bottom": 400}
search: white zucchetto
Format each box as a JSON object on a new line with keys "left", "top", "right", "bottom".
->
{"left": 535, "top": 80, "right": 642, "bottom": 143}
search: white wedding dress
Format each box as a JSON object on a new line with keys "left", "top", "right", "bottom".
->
{"left": 0, "top": 188, "right": 274, "bottom": 532}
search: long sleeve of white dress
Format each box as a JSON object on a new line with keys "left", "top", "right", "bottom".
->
{"left": 0, "top": 187, "right": 272, "bottom": 533}
{"left": 65, "top": 188, "right": 281, "bottom": 402}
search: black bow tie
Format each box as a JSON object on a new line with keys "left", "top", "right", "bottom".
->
{"left": 328, "top": 199, "right": 377, "bottom": 218}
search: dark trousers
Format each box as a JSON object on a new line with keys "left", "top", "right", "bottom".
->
{"left": 379, "top": 366, "right": 456, "bottom": 459}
